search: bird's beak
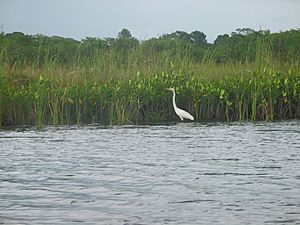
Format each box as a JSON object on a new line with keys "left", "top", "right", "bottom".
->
{"left": 165, "top": 88, "right": 172, "bottom": 91}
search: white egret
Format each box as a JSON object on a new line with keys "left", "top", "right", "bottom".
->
{"left": 165, "top": 88, "right": 194, "bottom": 121}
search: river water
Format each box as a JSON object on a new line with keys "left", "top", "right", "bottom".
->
{"left": 0, "top": 121, "right": 300, "bottom": 224}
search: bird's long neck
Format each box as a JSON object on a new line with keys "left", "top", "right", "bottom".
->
{"left": 172, "top": 90, "right": 177, "bottom": 110}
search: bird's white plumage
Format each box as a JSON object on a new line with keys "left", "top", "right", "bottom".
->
{"left": 166, "top": 88, "right": 194, "bottom": 121}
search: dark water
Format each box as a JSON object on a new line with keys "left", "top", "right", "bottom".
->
{"left": 0, "top": 122, "right": 300, "bottom": 225}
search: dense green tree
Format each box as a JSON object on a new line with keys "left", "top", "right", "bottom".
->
{"left": 0, "top": 28, "right": 299, "bottom": 66}
{"left": 190, "top": 30, "right": 207, "bottom": 46}
{"left": 118, "top": 28, "right": 133, "bottom": 39}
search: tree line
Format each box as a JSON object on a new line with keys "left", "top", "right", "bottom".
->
{"left": 0, "top": 28, "right": 299, "bottom": 66}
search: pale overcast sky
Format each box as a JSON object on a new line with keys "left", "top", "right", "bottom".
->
{"left": 0, "top": 0, "right": 299, "bottom": 42}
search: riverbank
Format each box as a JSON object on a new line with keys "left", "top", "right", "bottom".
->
{"left": 1, "top": 62, "right": 299, "bottom": 127}
{"left": 1, "top": 29, "right": 300, "bottom": 127}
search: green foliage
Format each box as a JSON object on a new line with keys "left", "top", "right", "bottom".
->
{"left": 118, "top": 28, "right": 133, "bottom": 39}
{"left": 1, "top": 28, "right": 300, "bottom": 66}
{"left": 1, "top": 65, "right": 300, "bottom": 127}
{"left": 0, "top": 28, "right": 300, "bottom": 127}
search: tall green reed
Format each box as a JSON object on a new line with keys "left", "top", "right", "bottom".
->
{"left": 0, "top": 39, "right": 299, "bottom": 127}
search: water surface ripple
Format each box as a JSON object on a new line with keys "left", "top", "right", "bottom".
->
{"left": 0, "top": 122, "right": 300, "bottom": 224}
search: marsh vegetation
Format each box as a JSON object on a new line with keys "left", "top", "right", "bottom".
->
{"left": 0, "top": 28, "right": 300, "bottom": 127}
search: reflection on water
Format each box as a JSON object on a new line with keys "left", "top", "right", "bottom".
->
{"left": 0, "top": 121, "right": 300, "bottom": 224}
